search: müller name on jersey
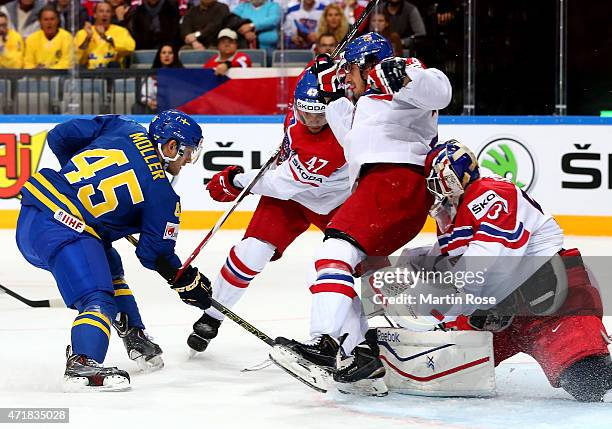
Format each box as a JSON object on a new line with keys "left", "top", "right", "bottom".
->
{"left": 129, "top": 132, "right": 165, "bottom": 180}
{"left": 372, "top": 292, "right": 497, "bottom": 306}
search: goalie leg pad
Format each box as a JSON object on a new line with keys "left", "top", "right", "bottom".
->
{"left": 377, "top": 328, "right": 496, "bottom": 397}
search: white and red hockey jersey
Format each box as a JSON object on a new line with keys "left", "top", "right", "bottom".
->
{"left": 437, "top": 177, "right": 563, "bottom": 258}
{"left": 430, "top": 177, "right": 564, "bottom": 317}
{"left": 325, "top": 64, "right": 452, "bottom": 186}
{"left": 234, "top": 114, "right": 350, "bottom": 215}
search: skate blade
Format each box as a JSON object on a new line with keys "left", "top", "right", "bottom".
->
{"left": 134, "top": 355, "right": 164, "bottom": 373}
{"left": 335, "top": 376, "right": 388, "bottom": 397}
{"left": 241, "top": 358, "right": 273, "bottom": 372}
{"left": 269, "top": 345, "right": 332, "bottom": 393}
{"left": 62, "top": 375, "right": 131, "bottom": 393}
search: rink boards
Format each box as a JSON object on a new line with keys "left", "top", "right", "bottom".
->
{"left": 0, "top": 115, "right": 611, "bottom": 235}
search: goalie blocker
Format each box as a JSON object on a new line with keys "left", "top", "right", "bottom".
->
{"left": 376, "top": 328, "right": 496, "bottom": 397}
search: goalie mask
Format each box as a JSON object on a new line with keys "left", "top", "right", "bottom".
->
{"left": 425, "top": 140, "right": 480, "bottom": 201}
{"left": 425, "top": 140, "right": 480, "bottom": 229}
{"left": 293, "top": 70, "right": 327, "bottom": 132}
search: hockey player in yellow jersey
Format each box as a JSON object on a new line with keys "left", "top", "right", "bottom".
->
{"left": 0, "top": 11, "right": 23, "bottom": 68}
{"left": 24, "top": 6, "right": 73, "bottom": 69}
{"left": 75, "top": 2, "right": 135, "bottom": 69}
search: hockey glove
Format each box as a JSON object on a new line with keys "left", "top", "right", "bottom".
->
{"left": 171, "top": 266, "right": 212, "bottom": 310}
{"left": 206, "top": 165, "right": 245, "bottom": 202}
{"left": 367, "top": 57, "right": 408, "bottom": 95}
{"left": 310, "top": 54, "right": 345, "bottom": 102}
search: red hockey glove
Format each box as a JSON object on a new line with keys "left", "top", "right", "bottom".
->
{"left": 206, "top": 165, "right": 245, "bottom": 202}
{"left": 367, "top": 57, "right": 408, "bottom": 95}
{"left": 310, "top": 54, "right": 345, "bottom": 102}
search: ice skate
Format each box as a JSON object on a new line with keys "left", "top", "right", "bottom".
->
{"left": 333, "top": 343, "right": 388, "bottom": 397}
{"left": 63, "top": 346, "right": 130, "bottom": 392}
{"left": 187, "top": 312, "right": 221, "bottom": 355}
{"left": 113, "top": 313, "right": 163, "bottom": 372}
{"left": 269, "top": 335, "right": 338, "bottom": 392}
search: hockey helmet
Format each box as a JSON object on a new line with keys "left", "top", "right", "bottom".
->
{"left": 149, "top": 109, "right": 203, "bottom": 164}
{"left": 342, "top": 32, "right": 393, "bottom": 70}
{"left": 425, "top": 139, "right": 480, "bottom": 202}
{"left": 293, "top": 70, "right": 327, "bottom": 131}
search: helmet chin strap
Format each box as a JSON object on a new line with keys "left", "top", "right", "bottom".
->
{"left": 157, "top": 141, "right": 181, "bottom": 170}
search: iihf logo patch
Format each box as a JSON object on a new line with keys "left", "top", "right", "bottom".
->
{"left": 163, "top": 222, "right": 179, "bottom": 241}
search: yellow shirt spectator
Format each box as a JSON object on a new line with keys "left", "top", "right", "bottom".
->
{"left": 0, "top": 28, "right": 24, "bottom": 68}
{"left": 24, "top": 28, "right": 73, "bottom": 69}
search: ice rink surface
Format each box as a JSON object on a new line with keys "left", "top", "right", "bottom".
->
{"left": 1, "top": 229, "right": 612, "bottom": 429}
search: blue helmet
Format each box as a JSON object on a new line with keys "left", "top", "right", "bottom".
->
{"left": 293, "top": 70, "right": 327, "bottom": 130}
{"left": 149, "top": 109, "right": 203, "bottom": 163}
{"left": 343, "top": 32, "right": 393, "bottom": 69}
{"left": 425, "top": 139, "right": 480, "bottom": 201}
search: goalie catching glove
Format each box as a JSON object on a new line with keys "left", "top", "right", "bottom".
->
{"left": 310, "top": 54, "right": 345, "bottom": 102}
{"left": 206, "top": 165, "right": 245, "bottom": 202}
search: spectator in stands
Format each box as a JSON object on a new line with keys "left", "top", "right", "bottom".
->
{"left": 129, "top": 0, "right": 181, "bottom": 50}
{"left": 384, "top": 0, "right": 426, "bottom": 47}
{"left": 140, "top": 43, "right": 182, "bottom": 112}
{"left": 180, "top": 0, "right": 229, "bottom": 49}
{"left": 233, "top": 0, "right": 280, "bottom": 56}
{"left": 24, "top": 6, "right": 73, "bottom": 68}
{"left": 0, "top": 0, "right": 45, "bottom": 39}
{"left": 370, "top": 10, "right": 402, "bottom": 56}
{"left": 315, "top": 31, "right": 336, "bottom": 55}
{"left": 51, "top": 0, "right": 89, "bottom": 33}
{"left": 0, "top": 11, "right": 23, "bottom": 68}
{"left": 283, "top": 0, "right": 324, "bottom": 49}
{"left": 108, "top": 0, "right": 131, "bottom": 27}
{"left": 315, "top": 4, "right": 348, "bottom": 46}
{"left": 75, "top": 1, "right": 135, "bottom": 68}
{"left": 203, "top": 28, "right": 251, "bottom": 75}
{"left": 341, "top": 0, "right": 367, "bottom": 34}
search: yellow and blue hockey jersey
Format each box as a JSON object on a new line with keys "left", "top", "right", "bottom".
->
{"left": 20, "top": 115, "right": 181, "bottom": 271}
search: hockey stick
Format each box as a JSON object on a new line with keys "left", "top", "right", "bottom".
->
{"left": 126, "top": 234, "right": 275, "bottom": 346}
{"left": 173, "top": 143, "right": 283, "bottom": 283}
{"left": 173, "top": 0, "right": 383, "bottom": 284}
{"left": 0, "top": 284, "right": 64, "bottom": 308}
{"left": 330, "top": 0, "right": 382, "bottom": 60}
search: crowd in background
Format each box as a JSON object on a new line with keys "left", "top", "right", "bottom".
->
{"left": 0, "top": 0, "right": 441, "bottom": 71}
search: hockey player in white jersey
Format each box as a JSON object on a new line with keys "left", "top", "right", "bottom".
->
{"left": 381, "top": 139, "right": 612, "bottom": 402}
{"left": 270, "top": 32, "right": 452, "bottom": 395}
{"left": 186, "top": 70, "right": 351, "bottom": 353}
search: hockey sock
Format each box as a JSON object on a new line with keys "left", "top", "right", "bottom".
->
{"left": 206, "top": 237, "right": 276, "bottom": 320}
{"left": 309, "top": 238, "right": 366, "bottom": 354}
{"left": 71, "top": 291, "right": 117, "bottom": 363}
{"left": 112, "top": 277, "right": 145, "bottom": 329}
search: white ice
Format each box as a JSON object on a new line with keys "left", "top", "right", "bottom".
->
{"left": 1, "top": 229, "right": 612, "bottom": 429}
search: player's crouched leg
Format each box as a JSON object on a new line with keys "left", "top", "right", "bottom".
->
{"left": 523, "top": 315, "right": 611, "bottom": 402}
{"left": 553, "top": 316, "right": 612, "bottom": 402}
{"left": 65, "top": 290, "right": 131, "bottom": 392}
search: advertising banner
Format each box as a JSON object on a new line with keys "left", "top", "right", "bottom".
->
{"left": 0, "top": 116, "right": 610, "bottom": 234}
